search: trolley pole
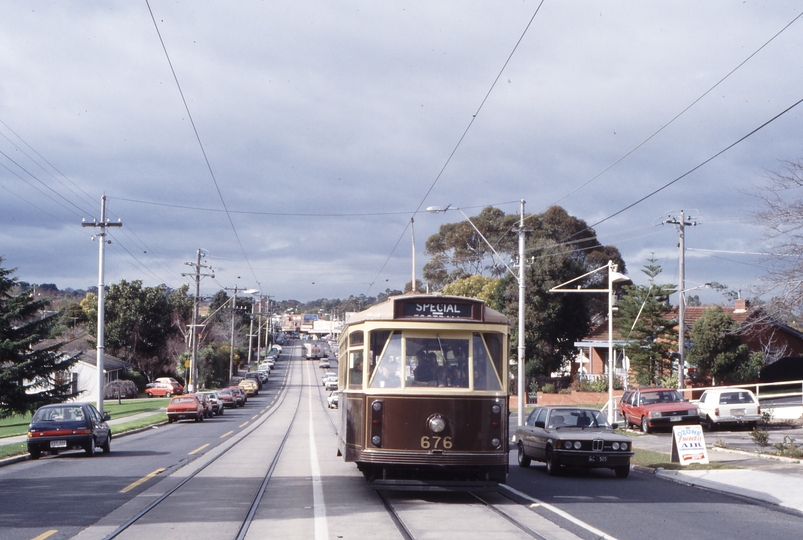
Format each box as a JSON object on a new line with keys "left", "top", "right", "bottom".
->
{"left": 81, "top": 194, "right": 122, "bottom": 415}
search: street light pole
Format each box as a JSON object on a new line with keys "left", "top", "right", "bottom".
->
{"left": 427, "top": 200, "right": 528, "bottom": 426}
{"left": 550, "top": 260, "right": 631, "bottom": 423}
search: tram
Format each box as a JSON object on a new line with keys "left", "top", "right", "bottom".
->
{"left": 336, "top": 293, "right": 510, "bottom": 487}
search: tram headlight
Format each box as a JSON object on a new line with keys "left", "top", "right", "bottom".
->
{"left": 491, "top": 438, "right": 501, "bottom": 448}
{"left": 428, "top": 416, "right": 446, "bottom": 433}
{"left": 491, "top": 404, "right": 501, "bottom": 414}
{"left": 372, "top": 436, "right": 381, "bottom": 446}
{"left": 372, "top": 401, "right": 382, "bottom": 411}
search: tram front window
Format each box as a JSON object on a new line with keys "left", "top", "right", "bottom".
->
{"left": 405, "top": 337, "right": 469, "bottom": 388}
{"left": 369, "top": 332, "right": 402, "bottom": 389}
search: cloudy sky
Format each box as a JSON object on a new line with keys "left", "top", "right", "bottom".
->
{"left": 2, "top": 1, "right": 802, "bottom": 304}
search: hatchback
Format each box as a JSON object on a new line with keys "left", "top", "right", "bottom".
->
{"left": 27, "top": 403, "right": 111, "bottom": 459}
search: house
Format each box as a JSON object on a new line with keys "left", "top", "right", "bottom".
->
{"left": 570, "top": 298, "right": 803, "bottom": 384}
{"left": 66, "top": 350, "right": 133, "bottom": 402}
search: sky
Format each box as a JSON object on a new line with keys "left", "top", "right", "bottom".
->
{"left": 2, "top": 1, "right": 802, "bottom": 305}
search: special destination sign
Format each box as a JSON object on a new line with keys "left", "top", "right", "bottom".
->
{"left": 397, "top": 298, "right": 478, "bottom": 320}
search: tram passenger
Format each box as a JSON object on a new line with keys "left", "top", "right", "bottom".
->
{"left": 374, "top": 361, "right": 401, "bottom": 388}
{"left": 435, "top": 366, "right": 448, "bottom": 387}
{"left": 448, "top": 365, "right": 464, "bottom": 387}
{"left": 414, "top": 351, "right": 437, "bottom": 383}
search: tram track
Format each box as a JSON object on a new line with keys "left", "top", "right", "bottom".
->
{"left": 96, "top": 350, "right": 305, "bottom": 540}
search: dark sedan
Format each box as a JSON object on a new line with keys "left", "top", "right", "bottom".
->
{"left": 27, "top": 403, "right": 112, "bottom": 459}
{"left": 515, "top": 406, "right": 633, "bottom": 478}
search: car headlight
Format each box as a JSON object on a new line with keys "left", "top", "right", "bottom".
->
{"left": 612, "top": 442, "right": 620, "bottom": 450}
{"left": 620, "top": 442, "right": 628, "bottom": 451}
{"left": 649, "top": 411, "right": 661, "bottom": 418}
{"left": 573, "top": 441, "right": 581, "bottom": 450}
{"left": 563, "top": 441, "right": 572, "bottom": 449}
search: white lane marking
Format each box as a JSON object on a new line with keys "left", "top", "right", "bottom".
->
{"left": 500, "top": 484, "right": 619, "bottom": 540}
{"left": 309, "top": 364, "right": 329, "bottom": 540}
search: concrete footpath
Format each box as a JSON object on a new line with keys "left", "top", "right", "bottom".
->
{"left": 633, "top": 426, "right": 803, "bottom": 515}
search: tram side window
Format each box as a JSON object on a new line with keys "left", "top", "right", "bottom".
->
{"left": 348, "top": 350, "right": 364, "bottom": 389}
{"left": 369, "top": 332, "right": 402, "bottom": 389}
{"left": 472, "top": 333, "right": 502, "bottom": 391}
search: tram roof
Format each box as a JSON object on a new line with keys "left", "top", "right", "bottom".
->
{"left": 343, "top": 293, "right": 509, "bottom": 327}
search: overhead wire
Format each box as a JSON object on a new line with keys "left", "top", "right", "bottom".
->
{"left": 367, "top": 0, "right": 547, "bottom": 291}
{"left": 144, "top": 0, "right": 261, "bottom": 292}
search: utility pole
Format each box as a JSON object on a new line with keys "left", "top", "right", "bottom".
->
{"left": 82, "top": 194, "right": 122, "bottom": 415}
{"left": 224, "top": 285, "right": 258, "bottom": 382}
{"left": 182, "top": 249, "right": 213, "bottom": 392}
{"left": 665, "top": 210, "right": 696, "bottom": 390}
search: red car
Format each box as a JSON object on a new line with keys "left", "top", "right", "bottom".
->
{"left": 217, "top": 389, "right": 236, "bottom": 408}
{"left": 167, "top": 395, "right": 205, "bottom": 423}
{"left": 619, "top": 387, "right": 699, "bottom": 433}
{"left": 146, "top": 382, "right": 176, "bottom": 398}
{"left": 229, "top": 386, "right": 246, "bottom": 407}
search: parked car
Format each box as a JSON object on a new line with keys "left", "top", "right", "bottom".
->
{"left": 167, "top": 395, "right": 205, "bottom": 423}
{"left": 327, "top": 391, "right": 339, "bottom": 409}
{"left": 199, "top": 391, "right": 225, "bottom": 415}
{"left": 244, "top": 372, "right": 263, "bottom": 390}
{"left": 697, "top": 388, "right": 761, "bottom": 430}
{"left": 194, "top": 392, "right": 214, "bottom": 418}
{"left": 239, "top": 378, "right": 259, "bottom": 396}
{"left": 229, "top": 386, "right": 246, "bottom": 406}
{"left": 619, "top": 387, "right": 700, "bottom": 433}
{"left": 155, "top": 377, "right": 184, "bottom": 394}
{"left": 257, "top": 369, "right": 270, "bottom": 384}
{"left": 27, "top": 403, "right": 112, "bottom": 459}
{"left": 319, "top": 359, "right": 331, "bottom": 369}
{"left": 322, "top": 371, "right": 337, "bottom": 386}
{"left": 515, "top": 406, "right": 633, "bottom": 478}
{"left": 324, "top": 376, "right": 338, "bottom": 391}
{"left": 146, "top": 382, "right": 176, "bottom": 398}
{"left": 217, "top": 388, "right": 236, "bottom": 408}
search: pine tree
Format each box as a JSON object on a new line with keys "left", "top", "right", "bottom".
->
{"left": 614, "top": 258, "right": 677, "bottom": 386}
{"left": 0, "top": 259, "right": 78, "bottom": 418}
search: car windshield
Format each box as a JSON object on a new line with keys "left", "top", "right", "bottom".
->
{"left": 33, "top": 406, "right": 85, "bottom": 422}
{"left": 548, "top": 409, "right": 609, "bottom": 429}
{"left": 172, "top": 397, "right": 196, "bottom": 404}
{"left": 641, "top": 390, "right": 684, "bottom": 404}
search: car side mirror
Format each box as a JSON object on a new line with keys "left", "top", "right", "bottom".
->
{"left": 611, "top": 422, "right": 619, "bottom": 430}
{"left": 103, "top": 413, "right": 111, "bottom": 421}
{"left": 534, "top": 420, "right": 545, "bottom": 429}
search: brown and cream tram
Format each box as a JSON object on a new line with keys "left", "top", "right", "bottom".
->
{"left": 336, "top": 293, "right": 510, "bottom": 486}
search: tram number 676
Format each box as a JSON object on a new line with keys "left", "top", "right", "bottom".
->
{"left": 420, "top": 436, "right": 452, "bottom": 449}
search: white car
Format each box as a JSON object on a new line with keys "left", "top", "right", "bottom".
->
{"left": 697, "top": 388, "right": 761, "bottom": 430}
{"left": 324, "top": 377, "right": 338, "bottom": 391}
{"left": 319, "top": 359, "right": 330, "bottom": 369}
{"left": 327, "top": 391, "right": 339, "bottom": 409}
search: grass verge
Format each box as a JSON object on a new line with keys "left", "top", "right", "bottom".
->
{"left": 632, "top": 448, "right": 739, "bottom": 470}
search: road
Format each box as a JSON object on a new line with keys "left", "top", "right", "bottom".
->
{"left": 1, "top": 344, "right": 802, "bottom": 540}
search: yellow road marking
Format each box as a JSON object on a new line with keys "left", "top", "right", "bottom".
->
{"left": 220, "top": 430, "right": 234, "bottom": 438}
{"left": 252, "top": 414, "right": 258, "bottom": 420}
{"left": 188, "top": 443, "right": 209, "bottom": 455}
{"left": 239, "top": 421, "right": 249, "bottom": 428}
{"left": 31, "top": 530, "right": 58, "bottom": 540}
{"left": 120, "top": 468, "right": 165, "bottom": 493}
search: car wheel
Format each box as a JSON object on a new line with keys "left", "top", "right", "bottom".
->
{"left": 615, "top": 465, "right": 630, "bottom": 479}
{"left": 168, "top": 417, "right": 174, "bottom": 423}
{"left": 517, "top": 442, "right": 531, "bottom": 468}
{"left": 746, "top": 421, "right": 757, "bottom": 431}
{"left": 29, "top": 449, "right": 41, "bottom": 460}
{"left": 165, "top": 392, "right": 172, "bottom": 398}
{"left": 85, "top": 437, "right": 96, "bottom": 456}
{"left": 102, "top": 434, "right": 111, "bottom": 453}
{"left": 545, "top": 448, "right": 559, "bottom": 476}
{"left": 641, "top": 417, "right": 652, "bottom": 434}
{"left": 147, "top": 392, "right": 153, "bottom": 398}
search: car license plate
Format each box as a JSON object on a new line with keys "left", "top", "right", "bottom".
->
{"left": 588, "top": 456, "right": 607, "bottom": 463}
{"left": 50, "top": 440, "right": 67, "bottom": 448}
{"left": 670, "top": 416, "right": 681, "bottom": 422}
{"left": 732, "top": 409, "right": 745, "bottom": 416}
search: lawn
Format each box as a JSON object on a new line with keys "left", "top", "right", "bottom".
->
{"left": 0, "top": 397, "right": 169, "bottom": 438}
{"left": 631, "top": 448, "right": 739, "bottom": 471}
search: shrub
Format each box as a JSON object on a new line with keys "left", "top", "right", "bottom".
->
{"left": 750, "top": 427, "right": 771, "bottom": 451}
{"left": 541, "top": 383, "right": 556, "bottom": 394}
{"left": 104, "top": 380, "right": 139, "bottom": 399}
